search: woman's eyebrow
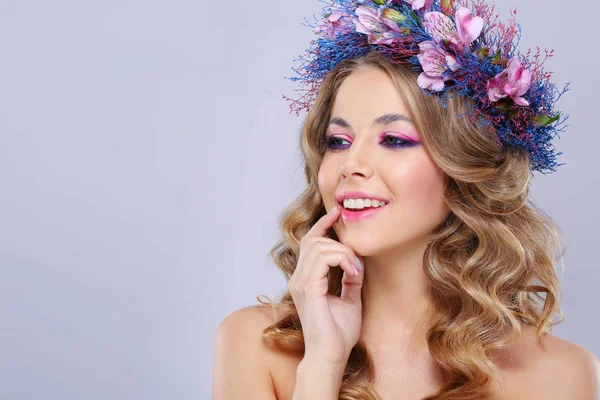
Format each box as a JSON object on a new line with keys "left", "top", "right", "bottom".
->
{"left": 373, "top": 113, "right": 412, "bottom": 126}
{"left": 328, "top": 113, "right": 412, "bottom": 129}
{"left": 328, "top": 117, "right": 351, "bottom": 128}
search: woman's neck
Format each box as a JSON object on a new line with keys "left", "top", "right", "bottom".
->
{"left": 359, "top": 237, "right": 440, "bottom": 350}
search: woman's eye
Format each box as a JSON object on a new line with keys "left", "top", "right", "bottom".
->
{"left": 381, "top": 134, "right": 412, "bottom": 148}
{"left": 323, "top": 134, "right": 416, "bottom": 150}
{"left": 323, "top": 135, "right": 349, "bottom": 149}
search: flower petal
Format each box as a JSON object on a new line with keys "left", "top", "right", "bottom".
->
{"left": 411, "top": 0, "right": 426, "bottom": 9}
{"left": 418, "top": 72, "right": 446, "bottom": 91}
{"left": 505, "top": 57, "right": 522, "bottom": 79}
{"left": 423, "top": 11, "right": 458, "bottom": 44}
{"left": 355, "top": 6, "right": 381, "bottom": 32}
{"left": 503, "top": 82, "right": 519, "bottom": 97}
{"left": 418, "top": 40, "right": 438, "bottom": 52}
{"left": 382, "top": 17, "right": 402, "bottom": 32}
{"left": 328, "top": 11, "right": 343, "bottom": 22}
{"left": 504, "top": 58, "right": 531, "bottom": 96}
{"left": 372, "top": 32, "right": 401, "bottom": 45}
{"left": 487, "top": 78, "right": 507, "bottom": 102}
{"left": 488, "top": 89, "right": 506, "bottom": 102}
{"left": 405, "top": 0, "right": 433, "bottom": 10}
{"left": 418, "top": 53, "right": 443, "bottom": 76}
{"left": 455, "top": 7, "right": 483, "bottom": 45}
{"left": 513, "top": 96, "right": 530, "bottom": 106}
{"left": 516, "top": 69, "right": 531, "bottom": 96}
{"left": 445, "top": 54, "right": 460, "bottom": 71}
{"left": 417, "top": 43, "right": 446, "bottom": 76}
{"left": 354, "top": 19, "right": 372, "bottom": 36}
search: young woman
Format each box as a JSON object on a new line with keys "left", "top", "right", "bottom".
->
{"left": 213, "top": 1, "right": 599, "bottom": 399}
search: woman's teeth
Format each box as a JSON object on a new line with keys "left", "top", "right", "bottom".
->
{"left": 343, "top": 198, "right": 388, "bottom": 210}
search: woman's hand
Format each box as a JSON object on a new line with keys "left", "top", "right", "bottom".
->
{"left": 288, "top": 205, "right": 365, "bottom": 367}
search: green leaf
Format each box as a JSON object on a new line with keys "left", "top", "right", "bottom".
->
{"left": 476, "top": 47, "right": 490, "bottom": 59}
{"left": 372, "top": 0, "right": 386, "bottom": 5}
{"left": 493, "top": 99, "right": 512, "bottom": 111}
{"left": 491, "top": 49, "right": 507, "bottom": 66}
{"left": 410, "top": 10, "right": 423, "bottom": 29}
{"left": 533, "top": 113, "right": 561, "bottom": 127}
{"left": 492, "top": 49, "right": 502, "bottom": 62}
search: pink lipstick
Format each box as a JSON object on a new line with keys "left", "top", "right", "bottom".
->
{"left": 340, "top": 203, "right": 388, "bottom": 223}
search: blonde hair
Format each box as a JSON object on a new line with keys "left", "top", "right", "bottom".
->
{"left": 258, "top": 51, "right": 565, "bottom": 399}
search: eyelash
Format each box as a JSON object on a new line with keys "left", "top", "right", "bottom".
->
{"left": 322, "top": 134, "right": 417, "bottom": 150}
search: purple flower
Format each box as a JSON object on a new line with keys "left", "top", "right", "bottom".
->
{"left": 314, "top": 11, "right": 350, "bottom": 39}
{"left": 354, "top": 6, "right": 403, "bottom": 45}
{"left": 403, "top": 0, "right": 434, "bottom": 10}
{"left": 416, "top": 40, "right": 460, "bottom": 91}
{"left": 423, "top": 7, "right": 483, "bottom": 50}
{"left": 487, "top": 57, "right": 532, "bottom": 106}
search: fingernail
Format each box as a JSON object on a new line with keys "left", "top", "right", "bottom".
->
{"left": 328, "top": 206, "right": 337, "bottom": 214}
{"left": 355, "top": 256, "right": 363, "bottom": 271}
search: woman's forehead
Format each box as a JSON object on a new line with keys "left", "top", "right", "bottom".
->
{"left": 330, "top": 70, "right": 414, "bottom": 130}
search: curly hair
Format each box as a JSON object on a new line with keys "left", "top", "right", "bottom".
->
{"left": 257, "top": 50, "right": 566, "bottom": 399}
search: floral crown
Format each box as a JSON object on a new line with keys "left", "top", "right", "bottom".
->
{"left": 284, "top": 0, "right": 569, "bottom": 174}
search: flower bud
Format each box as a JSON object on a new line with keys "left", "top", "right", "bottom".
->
{"left": 441, "top": 0, "right": 454, "bottom": 16}
{"left": 382, "top": 8, "right": 407, "bottom": 23}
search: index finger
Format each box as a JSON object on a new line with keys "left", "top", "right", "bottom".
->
{"left": 306, "top": 205, "right": 341, "bottom": 237}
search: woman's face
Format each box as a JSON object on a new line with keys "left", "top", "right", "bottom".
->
{"left": 317, "top": 66, "right": 450, "bottom": 256}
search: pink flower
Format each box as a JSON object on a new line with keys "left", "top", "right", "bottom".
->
{"left": 416, "top": 40, "right": 460, "bottom": 91}
{"left": 314, "top": 11, "right": 350, "bottom": 39}
{"left": 423, "top": 7, "right": 483, "bottom": 50}
{"left": 354, "top": 6, "right": 403, "bottom": 45}
{"left": 403, "top": 0, "right": 434, "bottom": 10}
{"left": 487, "top": 57, "right": 532, "bottom": 106}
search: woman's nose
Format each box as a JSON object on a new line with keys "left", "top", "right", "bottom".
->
{"left": 339, "top": 151, "right": 374, "bottom": 180}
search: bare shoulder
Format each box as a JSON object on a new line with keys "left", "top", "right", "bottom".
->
{"left": 217, "top": 304, "right": 281, "bottom": 337}
{"left": 212, "top": 304, "right": 285, "bottom": 400}
{"left": 535, "top": 332, "right": 600, "bottom": 399}
{"left": 492, "top": 325, "right": 600, "bottom": 399}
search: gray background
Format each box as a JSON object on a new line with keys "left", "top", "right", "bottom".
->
{"left": 0, "top": 1, "right": 597, "bottom": 399}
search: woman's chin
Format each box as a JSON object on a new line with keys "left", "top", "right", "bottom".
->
{"left": 337, "top": 237, "right": 386, "bottom": 257}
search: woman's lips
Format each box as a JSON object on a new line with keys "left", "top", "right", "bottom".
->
{"left": 340, "top": 204, "right": 388, "bottom": 223}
